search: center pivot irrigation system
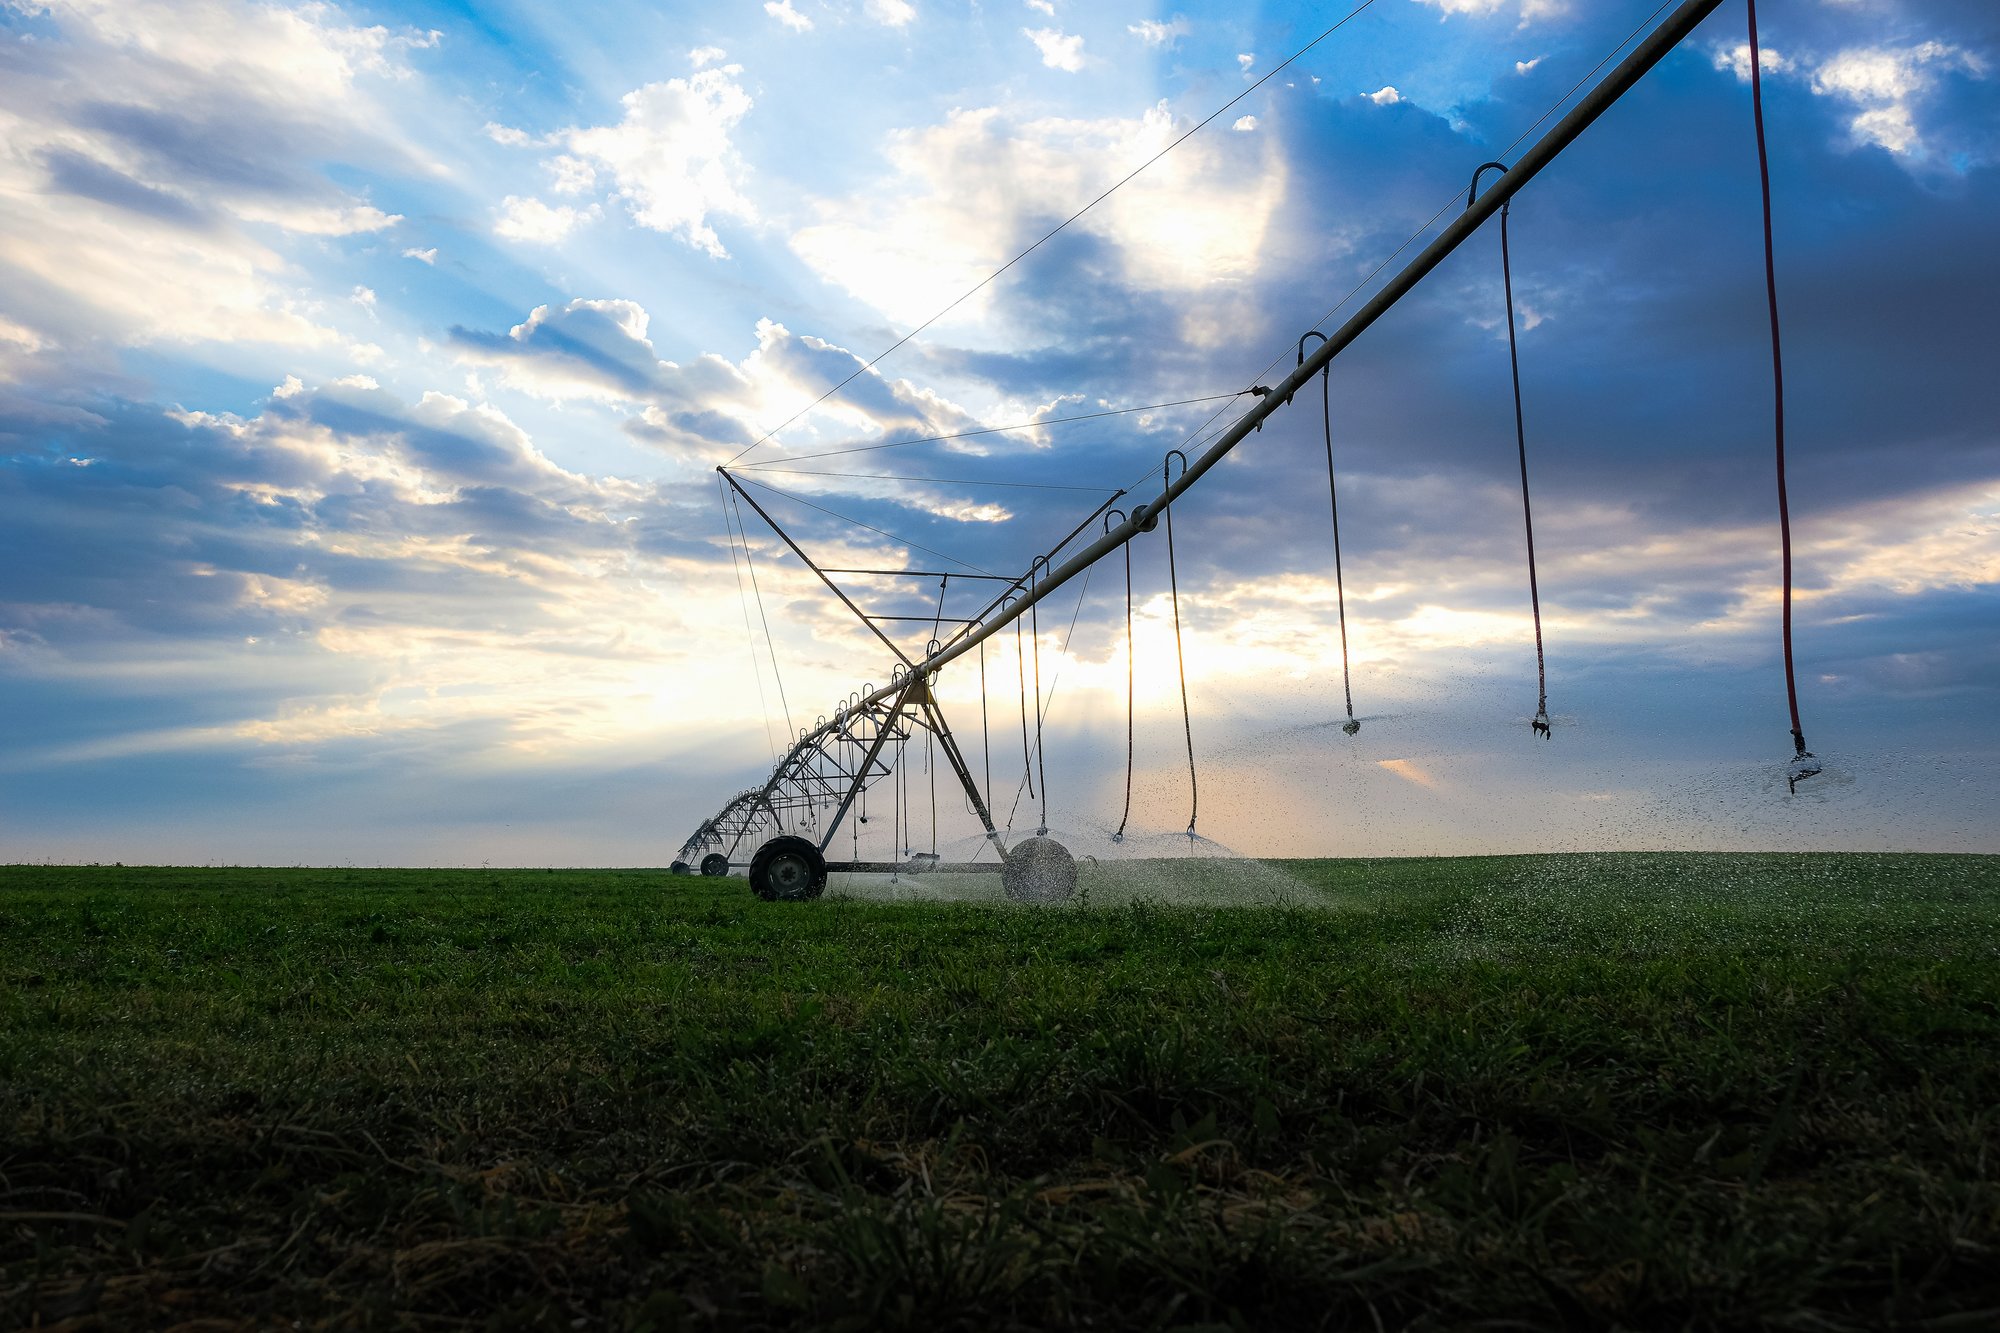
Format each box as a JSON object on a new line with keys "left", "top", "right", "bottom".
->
{"left": 672, "top": 0, "right": 1822, "bottom": 902}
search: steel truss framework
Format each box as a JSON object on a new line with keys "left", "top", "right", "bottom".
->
{"left": 674, "top": 668, "right": 1005, "bottom": 874}
{"left": 677, "top": 0, "right": 1732, "bottom": 880}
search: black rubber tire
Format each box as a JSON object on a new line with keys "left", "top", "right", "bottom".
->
{"left": 670, "top": 860, "right": 690, "bottom": 876}
{"left": 700, "top": 853, "right": 730, "bottom": 877}
{"left": 749, "top": 835, "right": 828, "bottom": 902}
{"left": 1001, "top": 835, "right": 1077, "bottom": 904}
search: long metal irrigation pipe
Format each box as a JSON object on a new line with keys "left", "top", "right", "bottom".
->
{"left": 742, "top": 0, "right": 1723, "bottom": 757}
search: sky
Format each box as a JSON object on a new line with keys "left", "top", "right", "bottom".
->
{"left": 1, "top": 0, "right": 1995, "bottom": 866}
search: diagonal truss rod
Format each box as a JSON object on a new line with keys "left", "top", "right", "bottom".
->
{"left": 720, "top": 467, "right": 915, "bottom": 667}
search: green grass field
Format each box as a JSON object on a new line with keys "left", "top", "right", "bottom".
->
{"left": 3, "top": 854, "right": 1997, "bottom": 1330}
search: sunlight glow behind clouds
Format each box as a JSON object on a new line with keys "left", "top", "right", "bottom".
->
{"left": 1, "top": 0, "right": 1994, "bottom": 861}
{"left": 787, "top": 101, "right": 1284, "bottom": 330}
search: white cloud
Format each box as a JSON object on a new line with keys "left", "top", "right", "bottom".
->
{"left": 1024, "top": 27, "right": 1085, "bottom": 72}
{"left": 402, "top": 247, "right": 438, "bottom": 264}
{"left": 0, "top": 375, "right": 799, "bottom": 766}
{"left": 1516, "top": 55, "right": 1544, "bottom": 75}
{"left": 545, "top": 153, "right": 597, "bottom": 195}
{"left": 508, "top": 63, "right": 754, "bottom": 256}
{"left": 1720, "top": 40, "right": 1993, "bottom": 161}
{"left": 788, "top": 101, "right": 1286, "bottom": 335}
{"left": 1024, "top": 0, "right": 1054, "bottom": 14}
{"left": 0, "top": 0, "right": 426, "bottom": 349}
{"left": 1237, "top": 52, "right": 1254, "bottom": 71}
{"left": 764, "top": 1, "right": 812, "bottom": 32}
{"left": 447, "top": 300, "right": 981, "bottom": 470}
{"left": 1810, "top": 41, "right": 1986, "bottom": 158}
{"left": 866, "top": 0, "right": 916, "bottom": 26}
{"left": 1129, "top": 16, "right": 1188, "bottom": 47}
{"left": 493, "top": 195, "right": 596, "bottom": 244}
{"left": 1410, "top": 0, "right": 1567, "bottom": 22}
{"left": 1712, "top": 43, "right": 1791, "bottom": 83}
{"left": 1367, "top": 86, "right": 1404, "bottom": 105}
{"left": 1232, "top": 115, "right": 1259, "bottom": 132}
{"left": 485, "top": 121, "right": 537, "bottom": 147}
{"left": 689, "top": 45, "right": 728, "bottom": 67}
{"left": 351, "top": 285, "right": 377, "bottom": 311}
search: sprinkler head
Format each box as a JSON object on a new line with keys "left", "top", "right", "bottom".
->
{"left": 1036, "top": 826, "right": 1049, "bottom": 837}
{"left": 1110, "top": 831, "right": 1124, "bottom": 844}
{"left": 1342, "top": 718, "right": 1361, "bottom": 737}
{"left": 1532, "top": 709, "right": 1552, "bottom": 740}
{"left": 1786, "top": 751, "right": 1823, "bottom": 794}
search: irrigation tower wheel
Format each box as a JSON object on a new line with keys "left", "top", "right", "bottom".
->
{"left": 749, "top": 835, "right": 828, "bottom": 902}
{"left": 670, "top": 860, "right": 690, "bottom": 875}
{"left": 1002, "top": 835, "right": 1077, "bottom": 905}
{"left": 700, "top": 852, "right": 730, "bottom": 877}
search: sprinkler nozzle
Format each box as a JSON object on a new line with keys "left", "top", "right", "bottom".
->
{"left": 1532, "top": 709, "right": 1552, "bottom": 740}
{"left": 1786, "top": 751, "right": 1822, "bottom": 793}
{"left": 1342, "top": 719, "right": 1361, "bottom": 737}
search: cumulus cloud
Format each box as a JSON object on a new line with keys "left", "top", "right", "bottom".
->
{"left": 446, "top": 300, "right": 989, "bottom": 469}
{"left": 489, "top": 57, "right": 754, "bottom": 256}
{"left": 1129, "top": 16, "right": 1188, "bottom": 48}
{"left": 0, "top": 0, "right": 422, "bottom": 349}
{"left": 402, "top": 247, "right": 438, "bottom": 264}
{"left": 788, "top": 101, "right": 1286, "bottom": 334}
{"left": 764, "top": 1, "right": 812, "bottom": 32}
{"left": 1712, "top": 34, "right": 1989, "bottom": 164}
{"left": 1810, "top": 41, "right": 1988, "bottom": 159}
{"left": 0, "top": 377, "right": 767, "bottom": 767}
{"left": 1367, "top": 86, "right": 1404, "bottom": 106}
{"left": 493, "top": 195, "right": 597, "bottom": 244}
{"left": 1409, "top": 0, "right": 1568, "bottom": 22}
{"left": 866, "top": 0, "right": 916, "bottom": 26}
{"left": 450, "top": 298, "right": 727, "bottom": 405}
{"left": 1024, "top": 27, "right": 1085, "bottom": 72}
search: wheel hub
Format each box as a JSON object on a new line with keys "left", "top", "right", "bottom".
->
{"left": 1001, "top": 835, "right": 1078, "bottom": 904}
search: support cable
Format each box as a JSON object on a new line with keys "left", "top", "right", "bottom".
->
{"left": 734, "top": 395, "right": 1245, "bottom": 470}
{"left": 1015, "top": 613, "right": 1035, "bottom": 801}
{"left": 1748, "top": 0, "right": 1819, "bottom": 794}
{"left": 979, "top": 640, "right": 993, "bottom": 814}
{"left": 1000, "top": 567, "right": 1096, "bottom": 834}
{"left": 729, "top": 488, "right": 796, "bottom": 741}
{"left": 1471, "top": 161, "right": 1552, "bottom": 740}
{"left": 1300, "top": 333, "right": 1360, "bottom": 735}
{"left": 732, "top": 474, "right": 998, "bottom": 577}
{"left": 719, "top": 476, "right": 780, "bottom": 767}
{"left": 1160, "top": 453, "right": 1198, "bottom": 839}
{"left": 1030, "top": 560, "right": 1051, "bottom": 836}
{"left": 1111, "top": 509, "right": 1135, "bottom": 844}
{"left": 744, "top": 469, "right": 1121, "bottom": 492}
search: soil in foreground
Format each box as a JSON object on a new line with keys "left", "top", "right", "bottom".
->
{"left": 2, "top": 853, "right": 1997, "bottom": 1331}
